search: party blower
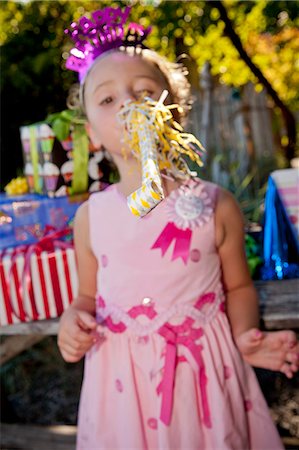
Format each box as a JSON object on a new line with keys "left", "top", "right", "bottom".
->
{"left": 118, "top": 90, "right": 205, "bottom": 217}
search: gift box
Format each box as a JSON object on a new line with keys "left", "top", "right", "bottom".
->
{"left": 261, "top": 169, "right": 299, "bottom": 280}
{"left": 0, "top": 232, "right": 78, "bottom": 326}
{"left": 271, "top": 169, "right": 299, "bottom": 242}
{"left": 0, "top": 193, "right": 84, "bottom": 250}
{"left": 20, "top": 121, "right": 114, "bottom": 197}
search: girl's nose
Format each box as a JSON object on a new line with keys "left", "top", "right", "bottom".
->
{"left": 119, "top": 91, "right": 136, "bottom": 109}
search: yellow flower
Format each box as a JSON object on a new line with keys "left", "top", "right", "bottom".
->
{"left": 4, "top": 177, "right": 29, "bottom": 195}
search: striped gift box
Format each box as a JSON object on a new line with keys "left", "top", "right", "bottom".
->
{"left": 271, "top": 168, "right": 299, "bottom": 242}
{"left": 0, "top": 247, "right": 78, "bottom": 326}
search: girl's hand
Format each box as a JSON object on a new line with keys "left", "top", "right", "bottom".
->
{"left": 236, "top": 328, "right": 299, "bottom": 379}
{"left": 58, "top": 306, "right": 98, "bottom": 363}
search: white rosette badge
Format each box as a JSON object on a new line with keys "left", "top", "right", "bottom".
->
{"left": 151, "top": 182, "right": 213, "bottom": 264}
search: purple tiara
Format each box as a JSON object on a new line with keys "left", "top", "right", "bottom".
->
{"left": 64, "top": 6, "right": 151, "bottom": 82}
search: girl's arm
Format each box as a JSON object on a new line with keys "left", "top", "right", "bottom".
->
{"left": 216, "top": 188, "right": 298, "bottom": 378}
{"left": 215, "top": 188, "right": 259, "bottom": 338}
{"left": 58, "top": 201, "right": 99, "bottom": 362}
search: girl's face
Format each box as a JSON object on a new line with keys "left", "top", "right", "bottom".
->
{"left": 84, "top": 51, "right": 169, "bottom": 156}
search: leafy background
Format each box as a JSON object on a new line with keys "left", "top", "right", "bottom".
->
{"left": 1, "top": 0, "right": 298, "bottom": 190}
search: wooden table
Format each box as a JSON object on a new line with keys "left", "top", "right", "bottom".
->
{"left": 1, "top": 279, "right": 298, "bottom": 365}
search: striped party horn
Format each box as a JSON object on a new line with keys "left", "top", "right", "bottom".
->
{"left": 127, "top": 178, "right": 164, "bottom": 217}
{"left": 120, "top": 95, "right": 167, "bottom": 217}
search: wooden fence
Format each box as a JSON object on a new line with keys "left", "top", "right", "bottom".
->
{"left": 187, "top": 63, "right": 280, "bottom": 184}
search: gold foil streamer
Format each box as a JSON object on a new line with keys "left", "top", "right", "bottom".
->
{"left": 118, "top": 91, "right": 204, "bottom": 217}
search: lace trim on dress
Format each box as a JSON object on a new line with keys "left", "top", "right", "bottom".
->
{"left": 96, "top": 291, "right": 223, "bottom": 336}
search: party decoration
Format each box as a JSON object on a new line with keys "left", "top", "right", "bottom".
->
{"left": 65, "top": 6, "right": 151, "bottom": 82}
{"left": 261, "top": 169, "right": 299, "bottom": 280}
{"left": 151, "top": 181, "right": 213, "bottom": 264}
{"left": 20, "top": 117, "right": 113, "bottom": 197}
{"left": 118, "top": 92, "right": 205, "bottom": 217}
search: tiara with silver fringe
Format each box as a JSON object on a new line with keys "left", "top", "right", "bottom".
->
{"left": 65, "top": 6, "right": 151, "bottom": 82}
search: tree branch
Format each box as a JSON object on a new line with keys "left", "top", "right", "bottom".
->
{"left": 212, "top": 0, "right": 296, "bottom": 161}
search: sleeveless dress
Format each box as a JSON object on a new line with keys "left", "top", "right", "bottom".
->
{"left": 77, "top": 179, "right": 283, "bottom": 450}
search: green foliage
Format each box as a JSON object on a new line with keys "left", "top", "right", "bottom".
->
{"left": 1, "top": 1, "right": 297, "bottom": 108}
{"left": 245, "top": 233, "right": 263, "bottom": 277}
{"left": 1, "top": 0, "right": 297, "bottom": 189}
{"left": 46, "top": 108, "right": 85, "bottom": 141}
{"left": 206, "top": 153, "right": 271, "bottom": 224}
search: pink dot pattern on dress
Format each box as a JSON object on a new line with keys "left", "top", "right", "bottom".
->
{"left": 219, "top": 302, "right": 226, "bottom": 313}
{"left": 101, "top": 254, "right": 108, "bottom": 267}
{"left": 147, "top": 418, "right": 158, "bottom": 430}
{"left": 115, "top": 379, "right": 123, "bottom": 393}
{"left": 244, "top": 399, "right": 253, "bottom": 412}
{"left": 190, "top": 248, "right": 201, "bottom": 262}
{"left": 138, "top": 335, "right": 149, "bottom": 344}
{"left": 223, "top": 365, "right": 233, "bottom": 379}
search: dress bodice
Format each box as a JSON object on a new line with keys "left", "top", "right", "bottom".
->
{"left": 88, "top": 179, "right": 222, "bottom": 311}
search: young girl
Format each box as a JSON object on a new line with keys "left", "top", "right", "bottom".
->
{"left": 58, "top": 6, "right": 298, "bottom": 449}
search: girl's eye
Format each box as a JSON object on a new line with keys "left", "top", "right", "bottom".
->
{"left": 100, "top": 96, "right": 113, "bottom": 105}
{"left": 136, "top": 89, "right": 154, "bottom": 99}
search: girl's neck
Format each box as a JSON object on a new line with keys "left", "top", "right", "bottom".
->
{"left": 113, "top": 153, "right": 142, "bottom": 197}
{"left": 112, "top": 153, "right": 181, "bottom": 198}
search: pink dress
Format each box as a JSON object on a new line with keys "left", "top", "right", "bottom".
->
{"left": 77, "top": 179, "right": 283, "bottom": 450}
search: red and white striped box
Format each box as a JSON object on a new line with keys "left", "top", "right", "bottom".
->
{"left": 0, "top": 247, "right": 78, "bottom": 326}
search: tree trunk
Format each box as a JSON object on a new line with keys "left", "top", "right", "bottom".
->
{"left": 213, "top": 1, "right": 296, "bottom": 162}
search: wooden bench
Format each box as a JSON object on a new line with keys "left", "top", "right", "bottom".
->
{"left": 0, "top": 279, "right": 298, "bottom": 365}
{"left": 0, "top": 424, "right": 77, "bottom": 450}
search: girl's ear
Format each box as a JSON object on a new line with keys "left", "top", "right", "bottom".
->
{"left": 85, "top": 122, "right": 101, "bottom": 149}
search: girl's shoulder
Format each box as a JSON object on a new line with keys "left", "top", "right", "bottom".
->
{"left": 214, "top": 185, "right": 242, "bottom": 217}
{"left": 88, "top": 184, "right": 117, "bottom": 204}
{"left": 74, "top": 199, "right": 90, "bottom": 231}
{"left": 214, "top": 185, "right": 245, "bottom": 238}
{"left": 195, "top": 178, "right": 241, "bottom": 213}
{"left": 86, "top": 185, "right": 121, "bottom": 216}
{"left": 191, "top": 178, "right": 220, "bottom": 206}
{"left": 74, "top": 184, "right": 116, "bottom": 229}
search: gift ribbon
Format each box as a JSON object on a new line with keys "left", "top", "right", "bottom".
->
{"left": 2, "top": 227, "right": 73, "bottom": 322}
{"left": 1, "top": 245, "right": 29, "bottom": 322}
{"left": 71, "top": 123, "right": 89, "bottom": 194}
{"left": 151, "top": 222, "right": 192, "bottom": 264}
{"left": 29, "top": 125, "right": 42, "bottom": 194}
{"left": 0, "top": 258, "right": 14, "bottom": 324}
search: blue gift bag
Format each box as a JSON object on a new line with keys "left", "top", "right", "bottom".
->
{"left": 261, "top": 170, "right": 299, "bottom": 280}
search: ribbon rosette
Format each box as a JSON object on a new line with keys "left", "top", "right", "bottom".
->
{"left": 151, "top": 182, "right": 213, "bottom": 264}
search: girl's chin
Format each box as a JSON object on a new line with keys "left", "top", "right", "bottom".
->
{"left": 109, "top": 149, "right": 133, "bottom": 160}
